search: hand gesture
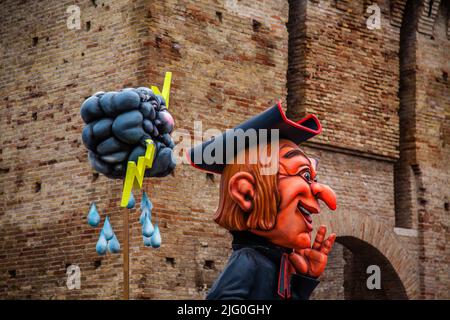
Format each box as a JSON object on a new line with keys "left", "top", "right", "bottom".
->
{"left": 288, "top": 225, "right": 336, "bottom": 278}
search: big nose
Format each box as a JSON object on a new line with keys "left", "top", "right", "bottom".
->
{"left": 310, "top": 182, "right": 337, "bottom": 211}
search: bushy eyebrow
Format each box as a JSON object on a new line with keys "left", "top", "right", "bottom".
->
{"left": 282, "top": 149, "right": 308, "bottom": 160}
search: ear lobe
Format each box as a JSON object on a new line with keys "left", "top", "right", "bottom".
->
{"left": 228, "top": 172, "right": 256, "bottom": 213}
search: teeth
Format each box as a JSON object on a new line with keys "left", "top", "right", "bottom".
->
{"left": 298, "top": 205, "right": 311, "bottom": 216}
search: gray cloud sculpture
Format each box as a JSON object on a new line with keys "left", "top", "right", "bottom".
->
{"left": 81, "top": 88, "right": 176, "bottom": 179}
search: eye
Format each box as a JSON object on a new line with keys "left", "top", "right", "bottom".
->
{"left": 299, "top": 170, "right": 312, "bottom": 182}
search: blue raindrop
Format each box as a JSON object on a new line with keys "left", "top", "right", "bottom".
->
{"left": 150, "top": 224, "right": 161, "bottom": 248}
{"left": 141, "top": 191, "right": 153, "bottom": 211}
{"left": 96, "top": 230, "right": 107, "bottom": 255}
{"left": 143, "top": 236, "right": 152, "bottom": 247}
{"left": 142, "top": 214, "right": 154, "bottom": 237}
{"left": 108, "top": 234, "right": 121, "bottom": 254}
{"left": 139, "top": 206, "right": 151, "bottom": 225}
{"left": 102, "top": 216, "right": 114, "bottom": 241}
{"left": 87, "top": 202, "right": 101, "bottom": 227}
{"left": 126, "top": 192, "right": 135, "bottom": 209}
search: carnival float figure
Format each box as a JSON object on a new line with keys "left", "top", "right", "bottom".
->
{"left": 187, "top": 102, "right": 337, "bottom": 300}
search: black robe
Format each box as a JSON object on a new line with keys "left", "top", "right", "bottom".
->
{"left": 206, "top": 231, "right": 320, "bottom": 300}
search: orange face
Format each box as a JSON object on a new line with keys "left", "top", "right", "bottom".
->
{"left": 252, "top": 141, "right": 337, "bottom": 251}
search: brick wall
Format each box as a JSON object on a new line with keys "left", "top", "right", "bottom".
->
{"left": 0, "top": 0, "right": 154, "bottom": 299}
{"left": 0, "top": 0, "right": 288, "bottom": 299}
{"left": 288, "top": 0, "right": 401, "bottom": 160}
{"left": 414, "top": 0, "right": 450, "bottom": 299}
{"left": 0, "top": 0, "right": 448, "bottom": 299}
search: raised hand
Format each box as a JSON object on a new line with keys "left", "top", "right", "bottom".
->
{"left": 288, "top": 225, "right": 336, "bottom": 278}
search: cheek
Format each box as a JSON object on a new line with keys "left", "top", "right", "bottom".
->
{"left": 274, "top": 210, "right": 311, "bottom": 249}
{"left": 278, "top": 177, "right": 310, "bottom": 209}
{"left": 276, "top": 206, "right": 307, "bottom": 236}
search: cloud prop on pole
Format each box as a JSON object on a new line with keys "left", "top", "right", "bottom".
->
{"left": 81, "top": 87, "right": 176, "bottom": 179}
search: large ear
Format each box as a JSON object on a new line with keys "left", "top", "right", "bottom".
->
{"left": 228, "top": 172, "right": 256, "bottom": 213}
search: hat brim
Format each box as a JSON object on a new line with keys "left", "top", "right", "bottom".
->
{"left": 186, "top": 101, "right": 322, "bottom": 174}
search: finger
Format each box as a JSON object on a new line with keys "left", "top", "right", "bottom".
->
{"left": 320, "top": 233, "right": 336, "bottom": 255}
{"left": 289, "top": 252, "right": 309, "bottom": 274}
{"left": 312, "top": 225, "right": 327, "bottom": 250}
{"left": 303, "top": 248, "right": 325, "bottom": 263}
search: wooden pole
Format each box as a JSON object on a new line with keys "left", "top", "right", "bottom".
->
{"left": 123, "top": 209, "right": 129, "bottom": 300}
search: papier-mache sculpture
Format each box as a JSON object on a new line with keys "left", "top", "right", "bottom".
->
{"left": 187, "top": 102, "right": 337, "bottom": 300}
{"left": 80, "top": 85, "right": 176, "bottom": 179}
{"left": 80, "top": 72, "right": 175, "bottom": 254}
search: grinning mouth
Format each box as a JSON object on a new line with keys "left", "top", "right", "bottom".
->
{"left": 297, "top": 202, "right": 313, "bottom": 225}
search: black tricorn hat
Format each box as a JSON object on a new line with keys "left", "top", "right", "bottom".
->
{"left": 186, "top": 101, "right": 322, "bottom": 174}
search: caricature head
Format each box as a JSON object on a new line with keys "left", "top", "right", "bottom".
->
{"left": 214, "top": 139, "right": 337, "bottom": 251}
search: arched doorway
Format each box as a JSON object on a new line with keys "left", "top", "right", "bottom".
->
{"left": 311, "top": 237, "right": 408, "bottom": 300}
{"left": 339, "top": 236, "right": 408, "bottom": 299}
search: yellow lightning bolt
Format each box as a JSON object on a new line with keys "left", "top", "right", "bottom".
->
{"left": 120, "top": 72, "right": 172, "bottom": 208}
